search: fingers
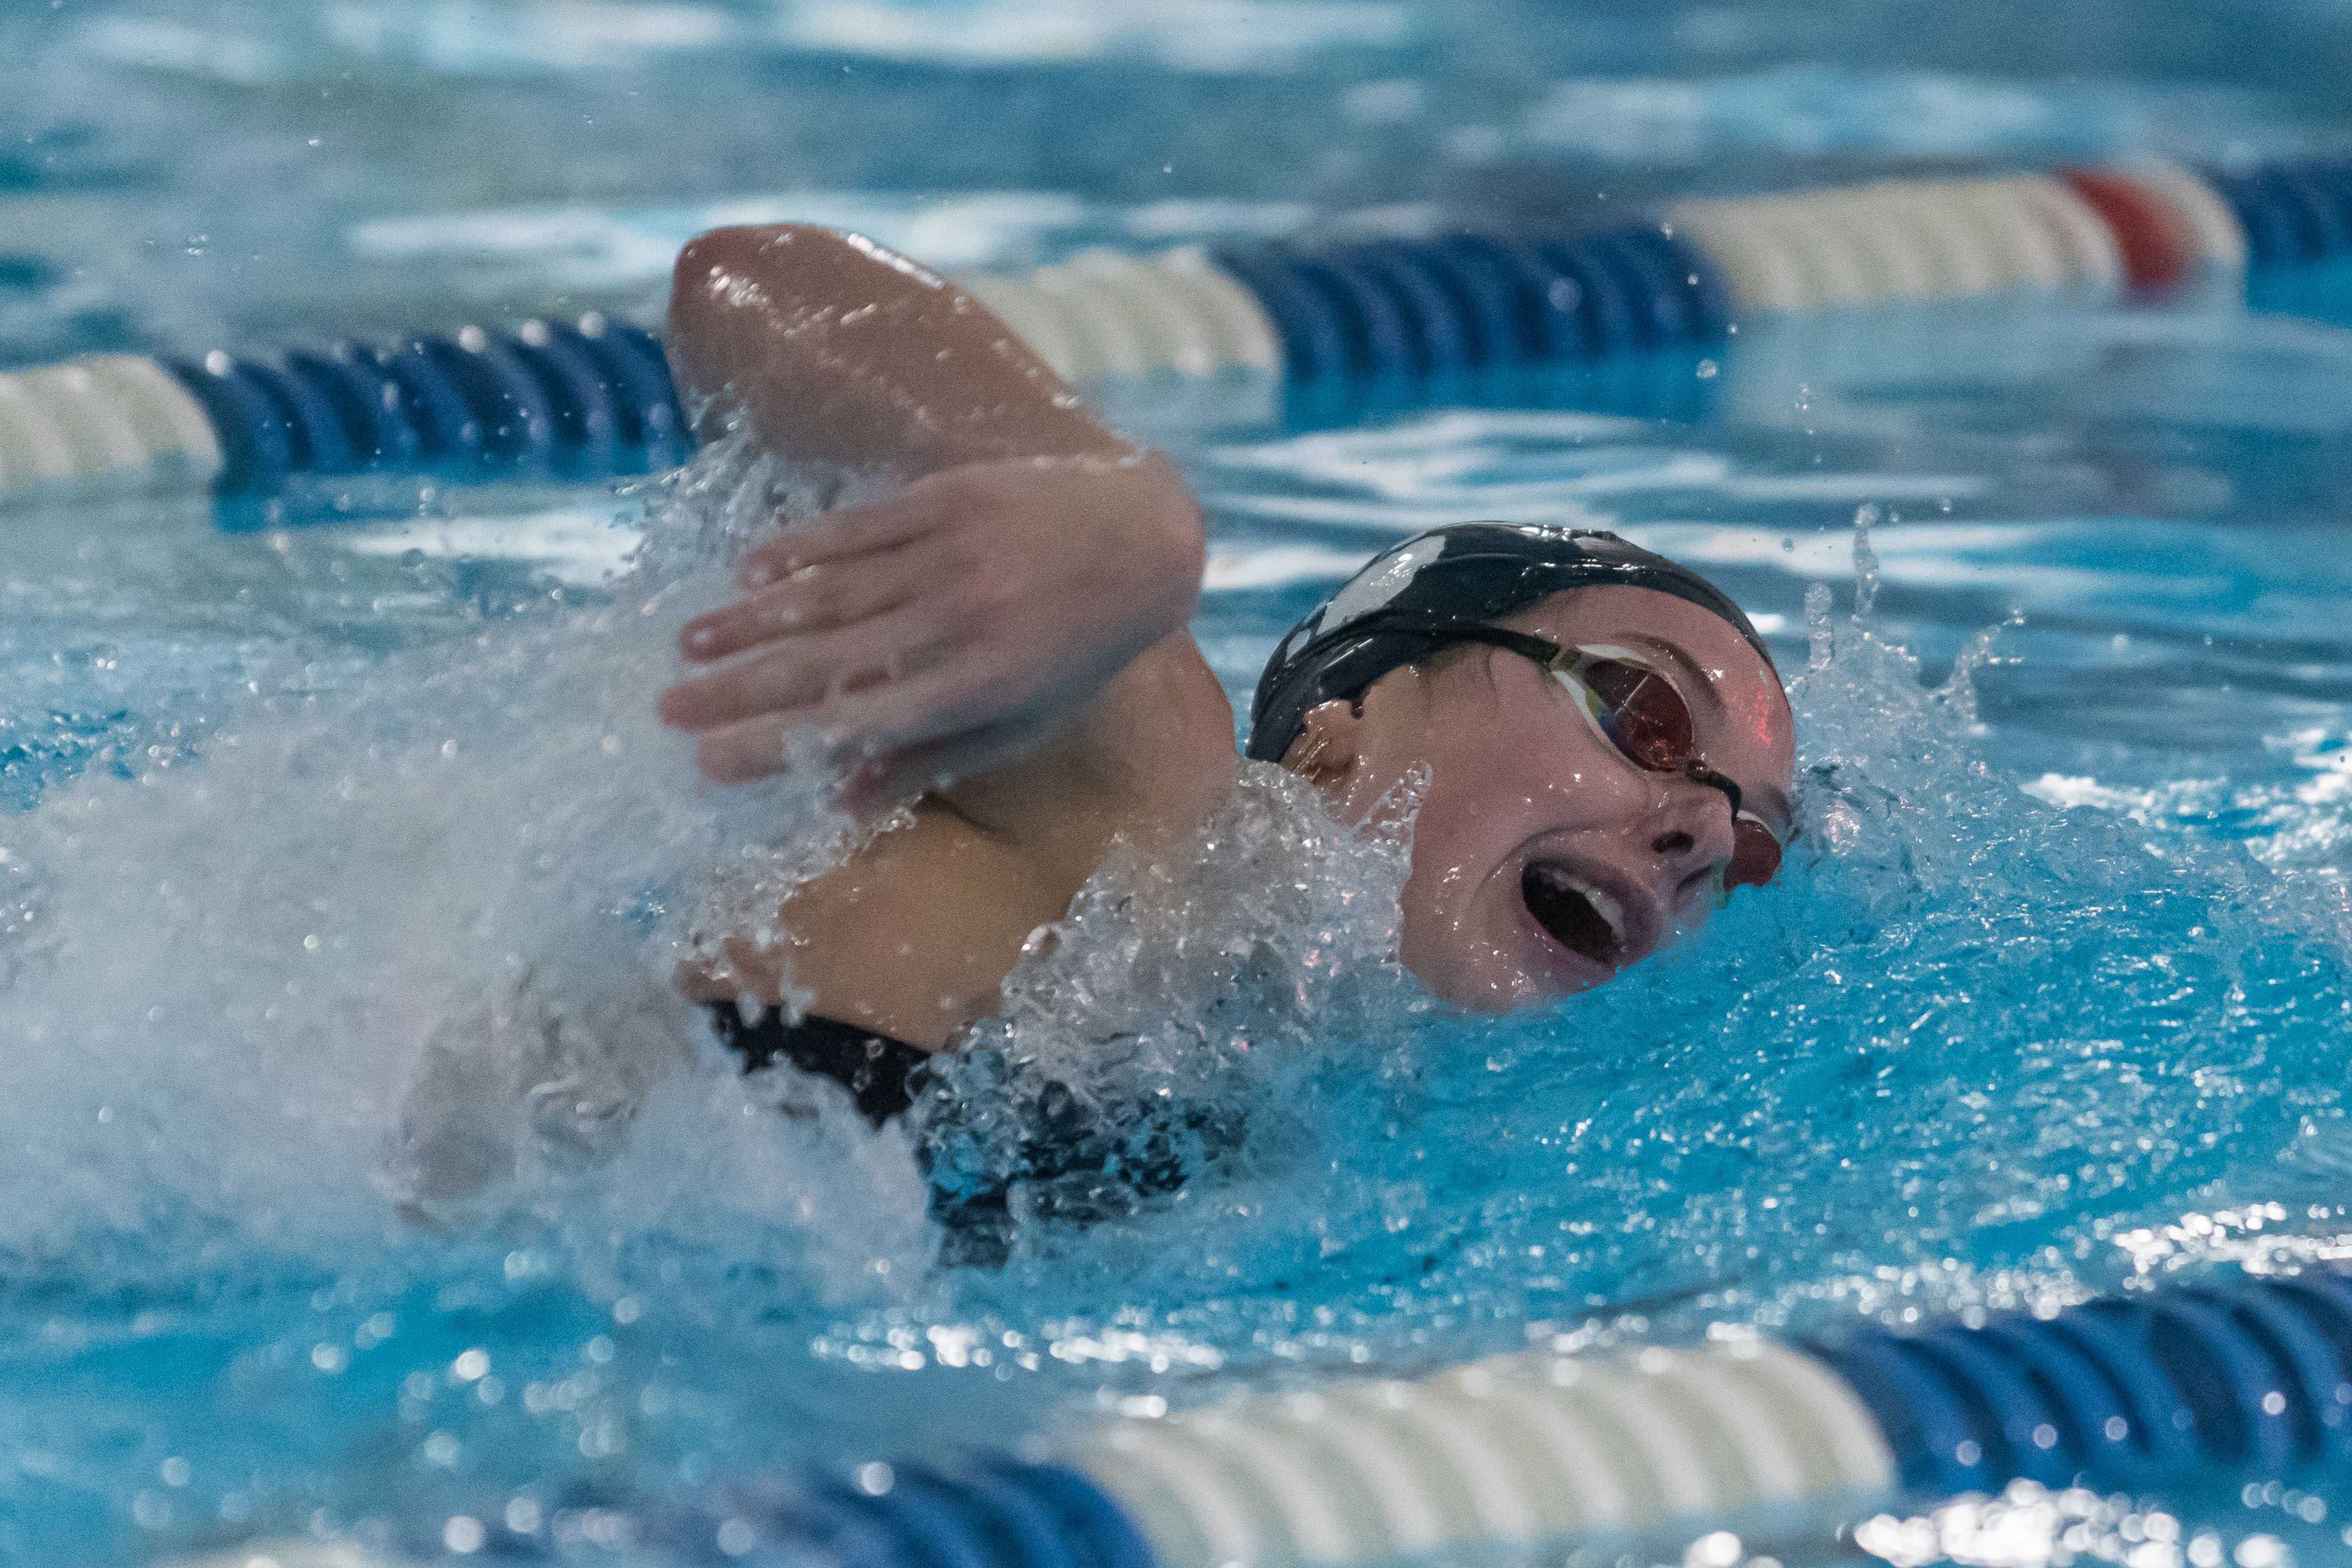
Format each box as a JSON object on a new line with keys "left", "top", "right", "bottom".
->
{"left": 682, "top": 544, "right": 934, "bottom": 662}
{"left": 737, "top": 485, "right": 951, "bottom": 587}
{"left": 802, "top": 657, "right": 1018, "bottom": 757}
{"left": 691, "top": 714, "right": 802, "bottom": 785}
{"left": 685, "top": 658, "right": 1017, "bottom": 786}
{"left": 659, "top": 604, "right": 950, "bottom": 735}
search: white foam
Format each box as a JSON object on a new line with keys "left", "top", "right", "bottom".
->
{"left": 0, "top": 432, "right": 930, "bottom": 1300}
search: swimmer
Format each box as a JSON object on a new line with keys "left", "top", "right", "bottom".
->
{"left": 658, "top": 225, "right": 1797, "bottom": 1125}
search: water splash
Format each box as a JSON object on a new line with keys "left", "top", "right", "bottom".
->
{"left": 955, "top": 529, "right": 2352, "bottom": 1363}
{"left": 1849, "top": 502, "right": 1882, "bottom": 625}
{"left": 1806, "top": 579, "right": 1836, "bottom": 673}
{"left": 5, "top": 489, "right": 2352, "bottom": 1558}
{"left": 0, "top": 429, "right": 919, "bottom": 1300}
{"left": 914, "top": 762, "right": 1419, "bottom": 1263}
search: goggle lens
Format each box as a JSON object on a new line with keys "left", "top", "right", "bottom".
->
{"left": 1577, "top": 658, "right": 1698, "bottom": 771}
{"left": 1727, "top": 814, "right": 1784, "bottom": 890}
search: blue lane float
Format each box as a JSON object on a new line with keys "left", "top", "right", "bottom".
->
{"left": 169, "top": 1266, "right": 2352, "bottom": 1568}
{"left": 1433, "top": 233, "right": 1596, "bottom": 360}
{"left": 18, "top": 155, "right": 2352, "bottom": 510}
{"left": 159, "top": 352, "right": 298, "bottom": 495}
{"left": 2203, "top": 162, "right": 2352, "bottom": 268}
{"left": 1814, "top": 1273, "right": 2352, "bottom": 1511}
{"left": 22, "top": 314, "right": 691, "bottom": 504}
{"left": 1214, "top": 221, "right": 1736, "bottom": 380}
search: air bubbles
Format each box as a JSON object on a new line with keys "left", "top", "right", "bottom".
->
{"left": 1684, "top": 1531, "right": 1744, "bottom": 1568}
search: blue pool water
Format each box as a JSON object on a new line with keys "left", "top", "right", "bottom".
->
{"left": 10, "top": 2, "right": 2352, "bottom": 1564}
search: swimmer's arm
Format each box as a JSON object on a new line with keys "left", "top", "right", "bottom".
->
{"left": 659, "top": 453, "right": 1225, "bottom": 815}
{"left": 664, "top": 222, "right": 1131, "bottom": 473}
{"left": 660, "top": 225, "right": 1231, "bottom": 840}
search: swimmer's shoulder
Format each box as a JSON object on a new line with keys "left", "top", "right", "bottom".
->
{"left": 685, "top": 806, "right": 1049, "bottom": 1050}
{"left": 944, "top": 625, "right": 1240, "bottom": 874}
{"left": 682, "top": 632, "right": 1239, "bottom": 1049}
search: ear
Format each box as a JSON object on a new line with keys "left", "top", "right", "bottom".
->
{"left": 1282, "top": 698, "right": 1368, "bottom": 789}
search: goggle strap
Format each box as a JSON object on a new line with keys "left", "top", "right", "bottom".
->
{"left": 1354, "top": 617, "right": 1777, "bottom": 859}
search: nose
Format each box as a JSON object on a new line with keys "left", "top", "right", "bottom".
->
{"left": 1645, "top": 780, "right": 1736, "bottom": 901}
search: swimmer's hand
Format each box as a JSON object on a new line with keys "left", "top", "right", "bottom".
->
{"left": 658, "top": 450, "right": 1206, "bottom": 803}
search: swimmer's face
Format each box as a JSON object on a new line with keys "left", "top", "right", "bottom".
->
{"left": 1281, "top": 586, "right": 1797, "bottom": 1013}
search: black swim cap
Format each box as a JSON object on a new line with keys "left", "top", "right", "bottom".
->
{"left": 1244, "top": 522, "right": 1778, "bottom": 764}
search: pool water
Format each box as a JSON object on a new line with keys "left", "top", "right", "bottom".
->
{"left": 9, "top": 2, "right": 2352, "bottom": 1565}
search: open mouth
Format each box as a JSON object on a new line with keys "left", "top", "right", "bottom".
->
{"left": 1521, "top": 862, "right": 1628, "bottom": 967}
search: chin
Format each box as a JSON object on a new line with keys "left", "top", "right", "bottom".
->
{"left": 1404, "top": 941, "right": 1571, "bottom": 1015}
{"left": 1405, "top": 914, "right": 1626, "bottom": 1015}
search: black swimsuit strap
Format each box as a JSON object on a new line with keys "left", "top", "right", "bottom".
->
{"left": 707, "top": 1004, "right": 930, "bottom": 1126}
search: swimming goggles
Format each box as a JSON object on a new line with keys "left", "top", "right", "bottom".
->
{"left": 1382, "top": 621, "right": 1788, "bottom": 890}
